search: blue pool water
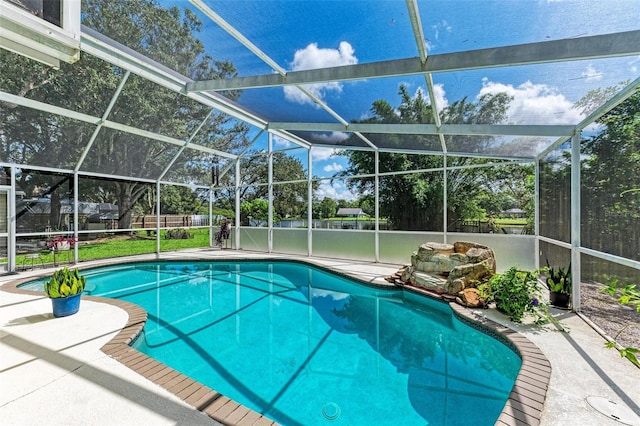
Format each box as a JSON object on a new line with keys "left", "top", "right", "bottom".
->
{"left": 23, "top": 261, "right": 521, "bottom": 425}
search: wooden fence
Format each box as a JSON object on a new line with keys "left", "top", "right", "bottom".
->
{"left": 131, "top": 215, "right": 210, "bottom": 229}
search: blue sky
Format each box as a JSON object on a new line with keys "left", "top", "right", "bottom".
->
{"left": 168, "top": 0, "right": 640, "bottom": 199}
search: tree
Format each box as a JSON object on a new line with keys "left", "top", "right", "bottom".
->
{"left": 240, "top": 198, "right": 274, "bottom": 226}
{"left": 216, "top": 150, "right": 310, "bottom": 219}
{"left": 356, "top": 195, "right": 375, "bottom": 217}
{"left": 482, "top": 163, "right": 535, "bottom": 232}
{"left": 1, "top": 0, "right": 249, "bottom": 230}
{"left": 158, "top": 185, "right": 207, "bottom": 215}
{"left": 580, "top": 89, "right": 640, "bottom": 263}
{"left": 338, "top": 85, "right": 513, "bottom": 230}
{"left": 315, "top": 197, "right": 337, "bottom": 219}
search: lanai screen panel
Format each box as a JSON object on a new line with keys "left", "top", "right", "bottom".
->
{"left": 288, "top": 131, "right": 367, "bottom": 149}
{"left": 80, "top": 127, "right": 181, "bottom": 180}
{"left": 81, "top": 0, "right": 232, "bottom": 80}
{"left": 163, "top": 150, "right": 213, "bottom": 187}
{"left": 539, "top": 143, "right": 571, "bottom": 243}
{"left": 109, "top": 74, "right": 211, "bottom": 141}
{"left": 580, "top": 97, "right": 640, "bottom": 262}
{"left": 432, "top": 59, "right": 638, "bottom": 130}
{"left": 445, "top": 135, "right": 556, "bottom": 159}
{"left": 414, "top": 0, "right": 638, "bottom": 54}
{"left": 0, "top": 104, "right": 94, "bottom": 169}
{"left": 228, "top": 86, "right": 344, "bottom": 123}
{"left": 272, "top": 145, "right": 309, "bottom": 181}
{"left": 190, "top": 0, "right": 419, "bottom": 82}
{"left": 378, "top": 153, "right": 444, "bottom": 174}
{"left": 365, "top": 133, "right": 442, "bottom": 153}
{"left": 309, "top": 148, "right": 372, "bottom": 180}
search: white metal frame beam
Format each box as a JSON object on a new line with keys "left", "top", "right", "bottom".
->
{"left": 405, "top": 0, "right": 448, "bottom": 154}
{"left": 186, "top": 30, "right": 640, "bottom": 93}
{"left": 268, "top": 122, "right": 574, "bottom": 137}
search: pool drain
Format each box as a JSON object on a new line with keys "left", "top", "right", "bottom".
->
{"left": 321, "top": 402, "right": 341, "bottom": 421}
{"left": 586, "top": 396, "right": 640, "bottom": 425}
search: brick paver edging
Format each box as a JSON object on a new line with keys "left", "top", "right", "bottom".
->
{"left": 95, "top": 297, "right": 276, "bottom": 426}
{"left": 449, "top": 303, "right": 550, "bottom": 426}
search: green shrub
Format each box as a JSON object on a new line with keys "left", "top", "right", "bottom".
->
{"left": 165, "top": 228, "right": 193, "bottom": 239}
{"left": 601, "top": 280, "right": 639, "bottom": 367}
{"left": 480, "top": 266, "right": 547, "bottom": 324}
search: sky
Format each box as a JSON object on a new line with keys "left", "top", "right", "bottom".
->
{"left": 168, "top": 0, "right": 640, "bottom": 200}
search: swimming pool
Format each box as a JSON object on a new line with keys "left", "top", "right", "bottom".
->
{"left": 23, "top": 260, "right": 521, "bottom": 425}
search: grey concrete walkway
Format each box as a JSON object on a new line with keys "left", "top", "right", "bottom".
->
{"left": 1, "top": 249, "right": 639, "bottom": 425}
{"left": 0, "top": 269, "right": 221, "bottom": 425}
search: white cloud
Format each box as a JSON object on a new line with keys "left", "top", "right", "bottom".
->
{"left": 629, "top": 56, "right": 640, "bottom": 73}
{"left": 413, "top": 84, "right": 448, "bottom": 113}
{"left": 424, "top": 39, "right": 434, "bottom": 51}
{"left": 312, "top": 289, "right": 350, "bottom": 300}
{"left": 431, "top": 84, "right": 449, "bottom": 112}
{"left": 478, "top": 78, "right": 584, "bottom": 125}
{"left": 425, "top": 20, "right": 452, "bottom": 51}
{"left": 272, "top": 135, "right": 292, "bottom": 148}
{"left": 311, "top": 146, "right": 337, "bottom": 161}
{"left": 580, "top": 65, "right": 603, "bottom": 81}
{"left": 432, "top": 20, "right": 452, "bottom": 41}
{"left": 290, "top": 41, "right": 357, "bottom": 71}
{"left": 315, "top": 180, "right": 357, "bottom": 201}
{"left": 284, "top": 42, "right": 358, "bottom": 106}
{"left": 310, "top": 131, "right": 349, "bottom": 144}
{"left": 323, "top": 162, "right": 343, "bottom": 173}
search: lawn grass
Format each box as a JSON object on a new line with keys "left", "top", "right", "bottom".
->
{"left": 494, "top": 218, "right": 527, "bottom": 226}
{"left": 14, "top": 228, "right": 212, "bottom": 269}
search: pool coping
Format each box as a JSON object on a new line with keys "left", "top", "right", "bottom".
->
{"left": 4, "top": 258, "right": 550, "bottom": 426}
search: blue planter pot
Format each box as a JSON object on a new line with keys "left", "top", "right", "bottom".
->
{"left": 51, "top": 293, "right": 82, "bottom": 317}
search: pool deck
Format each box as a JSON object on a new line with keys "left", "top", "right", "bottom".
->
{"left": 1, "top": 249, "right": 639, "bottom": 426}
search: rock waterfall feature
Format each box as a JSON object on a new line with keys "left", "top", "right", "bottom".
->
{"left": 386, "top": 241, "right": 496, "bottom": 307}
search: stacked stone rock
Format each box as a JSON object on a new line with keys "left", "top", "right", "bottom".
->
{"left": 388, "top": 241, "right": 496, "bottom": 307}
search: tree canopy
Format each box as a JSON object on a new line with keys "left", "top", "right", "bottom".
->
{"left": 581, "top": 90, "right": 640, "bottom": 261}
{"left": 0, "top": 0, "right": 249, "bottom": 229}
{"left": 213, "top": 150, "right": 311, "bottom": 223}
{"left": 337, "top": 85, "right": 529, "bottom": 231}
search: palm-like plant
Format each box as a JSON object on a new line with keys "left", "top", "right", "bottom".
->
{"left": 44, "top": 267, "right": 86, "bottom": 298}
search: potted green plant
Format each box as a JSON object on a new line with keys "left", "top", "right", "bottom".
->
{"left": 479, "top": 266, "right": 548, "bottom": 323}
{"left": 545, "top": 260, "right": 571, "bottom": 308}
{"left": 44, "top": 266, "right": 87, "bottom": 317}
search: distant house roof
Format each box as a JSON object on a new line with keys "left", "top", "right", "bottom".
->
{"left": 336, "top": 208, "right": 366, "bottom": 217}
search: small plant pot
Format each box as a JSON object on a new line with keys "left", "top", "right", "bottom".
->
{"left": 549, "top": 291, "right": 570, "bottom": 308}
{"left": 51, "top": 293, "right": 82, "bottom": 317}
{"left": 56, "top": 241, "right": 71, "bottom": 251}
